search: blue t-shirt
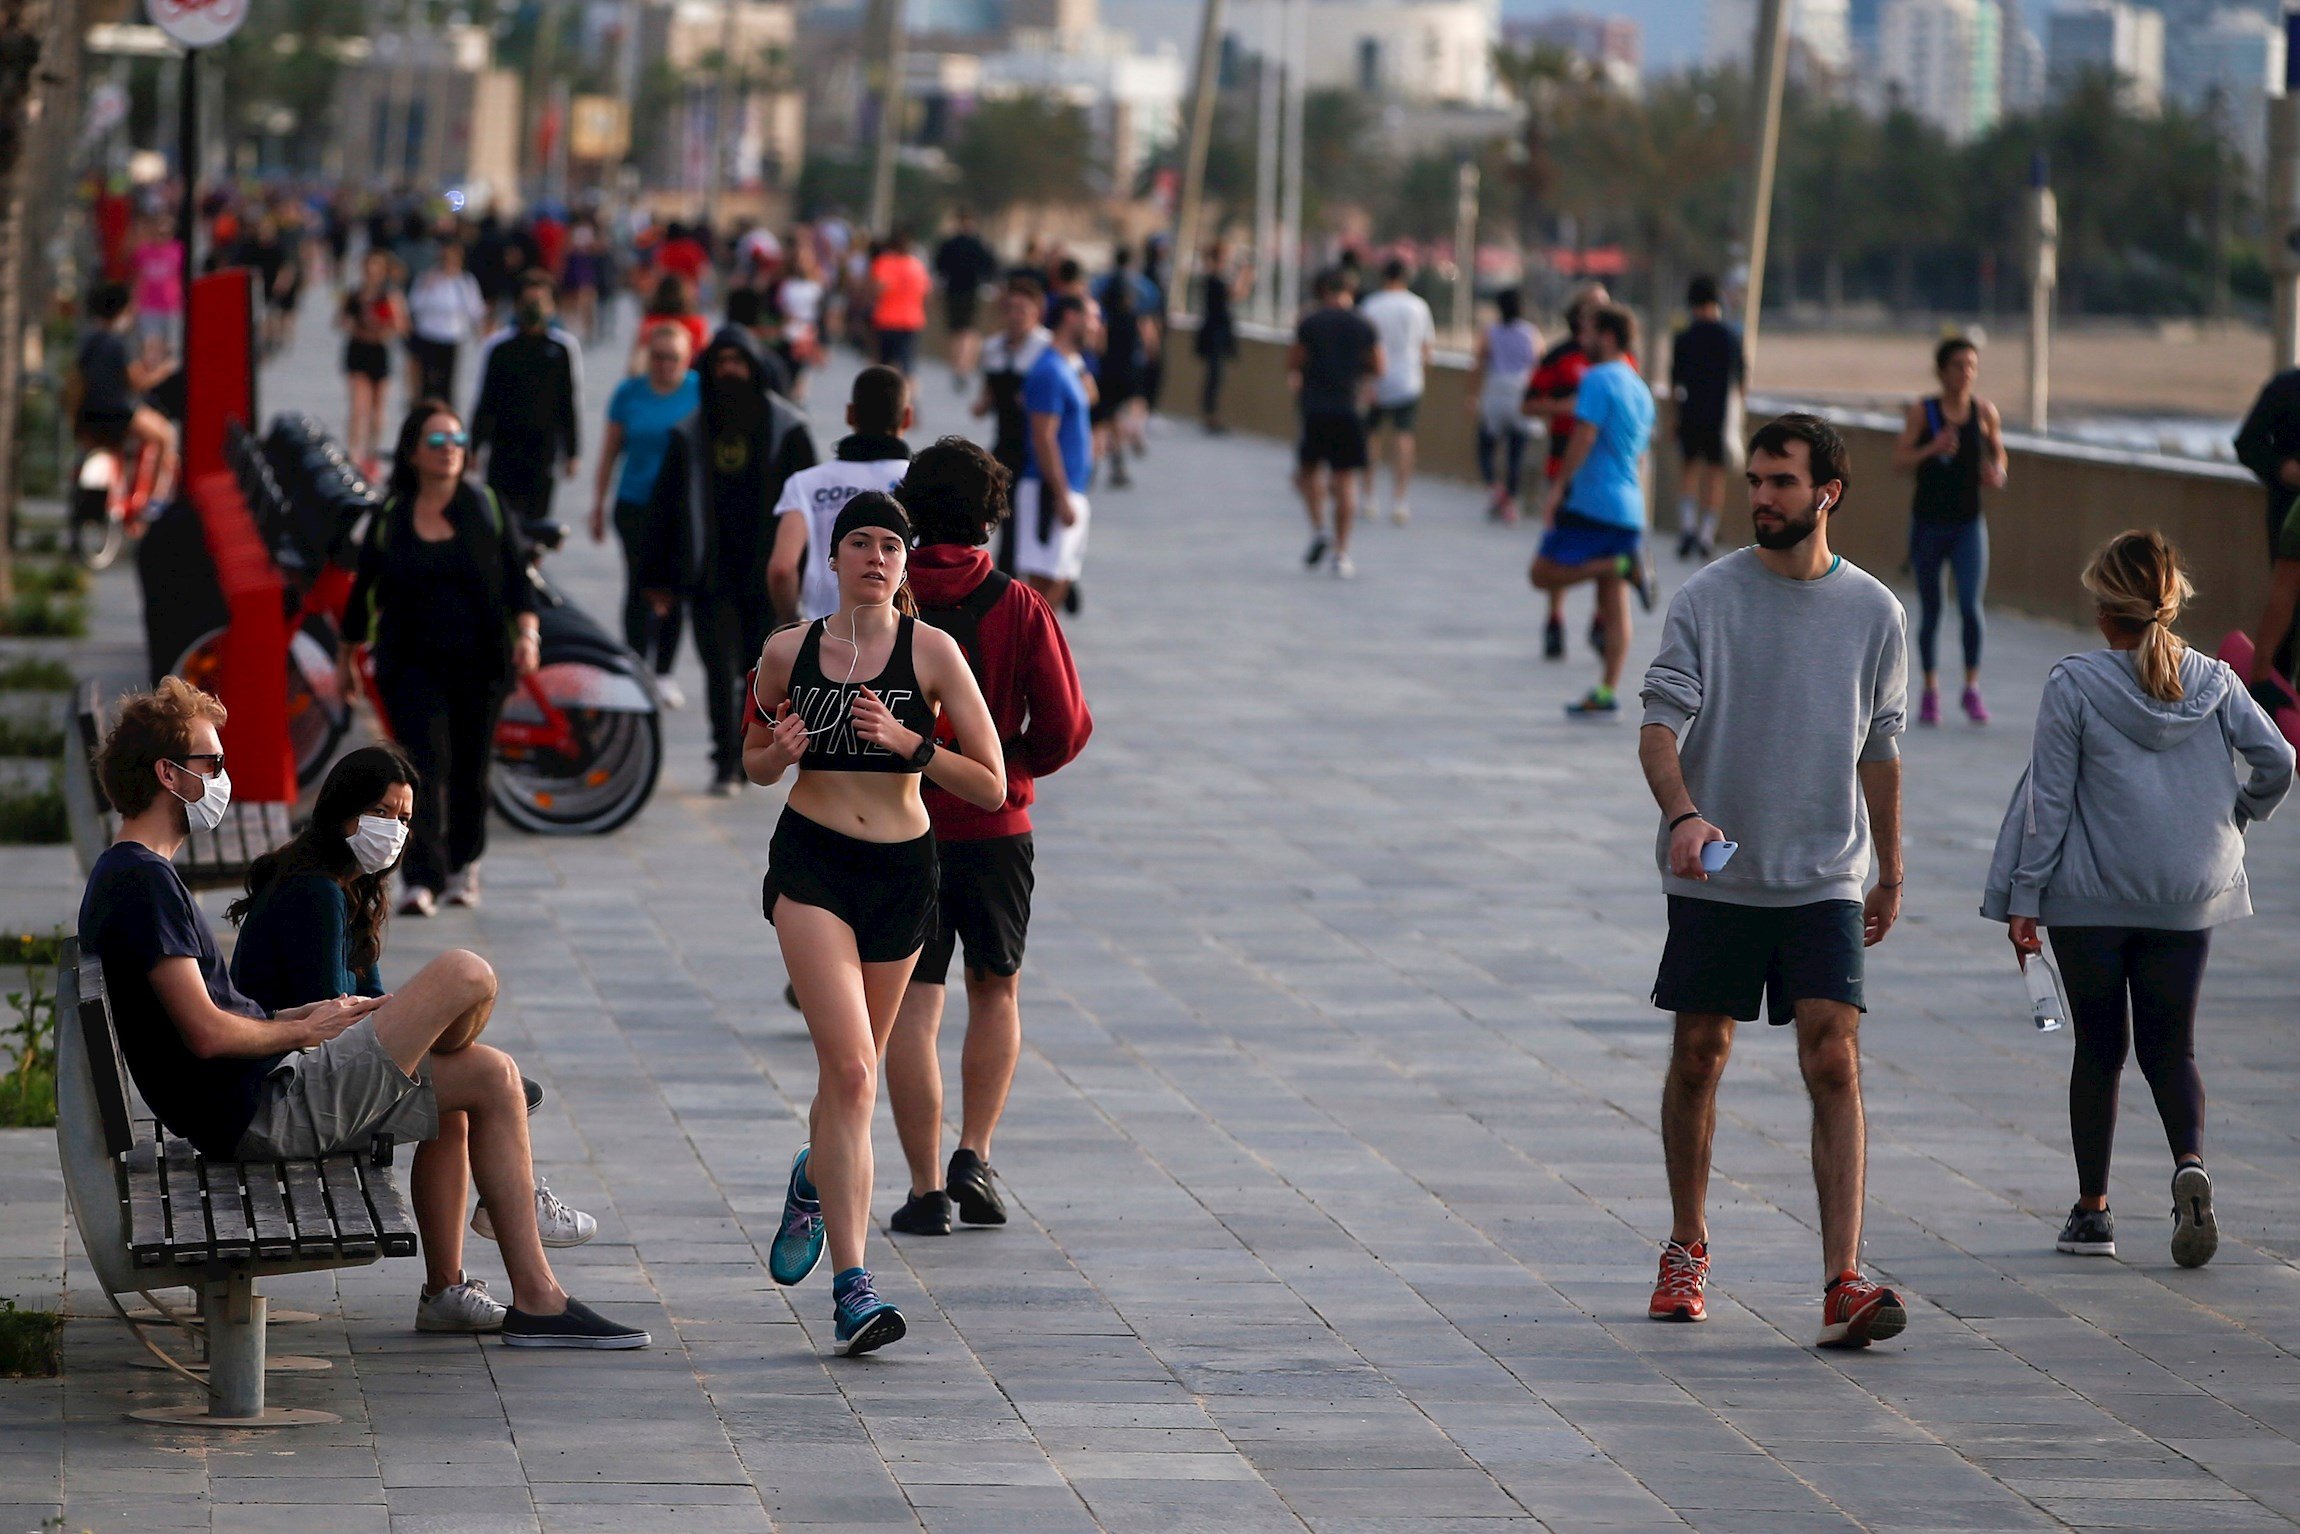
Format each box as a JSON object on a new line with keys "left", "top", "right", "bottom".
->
{"left": 1021, "top": 348, "right": 1092, "bottom": 489}
{"left": 607, "top": 372, "right": 700, "bottom": 505}
{"left": 77, "top": 842, "right": 278, "bottom": 1159}
{"left": 1564, "top": 358, "right": 1655, "bottom": 531}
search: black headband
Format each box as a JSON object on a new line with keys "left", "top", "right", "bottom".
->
{"left": 831, "top": 492, "right": 911, "bottom": 550}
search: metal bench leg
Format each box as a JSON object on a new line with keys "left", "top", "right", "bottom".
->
{"left": 126, "top": 1277, "right": 340, "bottom": 1427}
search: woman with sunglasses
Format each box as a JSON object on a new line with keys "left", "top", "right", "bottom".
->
{"left": 340, "top": 399, "right": 540, "bottom": 916}
{"left": 744, "top": 492, "right": 1006, "bottom": 1356}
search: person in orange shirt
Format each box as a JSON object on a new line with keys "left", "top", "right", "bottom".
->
{"left": 868, "top": 232, "right": 930, "bottom": 377}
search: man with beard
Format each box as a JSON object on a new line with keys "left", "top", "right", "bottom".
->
{"left": 1635, "top": 413, "right": 1912, "bottom": 1351}
{"left": 641, "top": 330, "right": 817, "bottom": 795}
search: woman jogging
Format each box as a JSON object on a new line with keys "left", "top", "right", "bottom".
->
{"left": 1473, "top": 289, "right": 1540, "bottom": 523}
{"left": 339, "top": 400, "right": 540, "bottom": 917}
{"left": 340, "top": 249, "right": 408, "bottom": 469}
{"left": 744, "top": 491, "right": 1006, "bottom": 1356}
{"left": 592, "top": 323, "right": 700, "bottom": 705}
{"left": 1982, "top": 530, "right": 2292, "bottom": 1268}
{"left": 227, "top": 745, "right": 614, "bottom": 1337}
{"left": 1892, "top": 336, "right": 2007, "bottom": 725}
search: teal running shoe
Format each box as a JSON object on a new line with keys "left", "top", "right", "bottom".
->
{"left": 768, "top": 1146, "right": 824, "bottom": 1286}
{"left": 831, "top": 1268, "right": 905, "bottom": 1356}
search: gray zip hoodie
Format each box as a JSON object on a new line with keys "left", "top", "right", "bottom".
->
{"left": 1980, "top": 646, "right": 2294, "bottom": 930}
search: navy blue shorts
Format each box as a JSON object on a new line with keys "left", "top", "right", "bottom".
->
{"left": 1538, "top": 510, "right": 1642, "bottom": 568}
{"left": 1653, "top": 895, "right": 1866, "bottom": 1026}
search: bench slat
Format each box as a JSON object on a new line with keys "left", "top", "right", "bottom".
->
{"left": 242, "top": 1163, "right": 297, "bottom": 1260}
{"left": 159, "top": 1139, "right": 213, "bottom": 1266}
{"left": 201, "top": 1162, "right": 256, "bottom": 1263}
{"left": 356, "top": 1159, "right": 419, "bottom": 1258}
{"left": 319, "top": 1156, "right": 379, "bottom": 1258}
{"left": 280, "top": 1159, "right": 338, "bottom": 1257}
{"left": 125, "top": 1153, "right": 169, "bottom": 1267}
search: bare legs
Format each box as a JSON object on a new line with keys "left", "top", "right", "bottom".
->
{"left": 1663, "top": 1002, "right": 1868, "bottom": 1280}
{"left": 1296, "top": 463, "right": 1358, "bottom": 561}
{"left": 1530, "top": 558, "right": 1631, "bottom": 693}
{"left": 412, "top": 1113, "right": 470, "bottom": 1294}
{"left": 346, "top": 372, "right": 383, "bottom": 464}
{"left": 776, "top": 899, "right": 917, "bottom": 1274}
{"left": 887, "top": 970, "right": 1023, "bottom": 1195}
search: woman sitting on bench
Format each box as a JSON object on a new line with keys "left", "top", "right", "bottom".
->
{"left": 76, "top": 679, "right": 645, "bottom": 1350}
{"left": 228, "top": 743, "right": 604, "bottom": 1337}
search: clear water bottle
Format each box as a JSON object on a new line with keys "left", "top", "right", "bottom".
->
{"left": 2021, "top": 953, "right": 2066, "bottom": 1033}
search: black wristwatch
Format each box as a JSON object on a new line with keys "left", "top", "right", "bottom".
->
{"left": 905, "top": 736, "right": 937, "bottom": 770}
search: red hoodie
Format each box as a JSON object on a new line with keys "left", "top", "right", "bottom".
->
{"left": 908, "top": 543, "right": 1092, "bottom": 840}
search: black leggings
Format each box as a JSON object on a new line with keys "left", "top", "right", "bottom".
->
{"left": 612, "top": 499, "right": 681, "bottom": 674}
{"left": 1200, "top": 351, "right": 1228, "bottom": 420}
{"left": 377, "top": 662, "right": 504, "bottom": 894}
{"left": 2050, "top": 925, "right": 2211, "bottom": 1201}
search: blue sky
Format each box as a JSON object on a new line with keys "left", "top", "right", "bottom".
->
{"left": 1503, "top": 0, "right": 1707, "bottom": 70}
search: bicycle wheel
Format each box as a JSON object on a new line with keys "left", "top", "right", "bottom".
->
{"left": 174, "top": 624, "right": 350, "bottom": 789}
{"left": 70, "top": 487, "right": 122, "bottom": 572}
{"left": 490, "top": 661, "right": 662, "bottom": 835}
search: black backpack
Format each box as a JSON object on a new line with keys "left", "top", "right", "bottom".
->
{"left": 917, "top": 567, "right": 1012, "bottom": 691}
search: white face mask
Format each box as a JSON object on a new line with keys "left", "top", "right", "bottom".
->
{"left": 349, "top": 814, "right": 408, "bottom": 875}
{"left": 170, "top": 765, "right": 231, "bottom": 833}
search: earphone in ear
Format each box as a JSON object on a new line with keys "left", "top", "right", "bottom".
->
{"left": 1816, "top": 492, "right": 1835, "bottom": 512}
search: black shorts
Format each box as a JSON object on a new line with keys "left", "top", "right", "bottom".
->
{"left": 1677, "top": 420, "right": 1727, "bottom": 466}
{"left": 1298, "top": 412, "right": 1369, "bottom": 472}
{"left": 344, "top": 339, "right": 392, "bottom": 382}
{"left": 914, "top": 833, "right": 1035, "bottom": 986}
{"left": 762, "top": 809, "right": 938, "bottom": 964}
{"left": 876, "top": 328, "right": 920, "bottom": 373}
{"left": 1366, "top": 398, "right": 1422, "bottom": 433}
{"left": 1653, "top": 895, "right": 1866, "bottom": 1026}
{"left": 944, "top": 288, "right": 980, "bottom": 333}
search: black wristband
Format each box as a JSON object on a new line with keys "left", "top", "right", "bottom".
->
{"left": 1668, "top": 811, "right": 1704, "bottom": 831}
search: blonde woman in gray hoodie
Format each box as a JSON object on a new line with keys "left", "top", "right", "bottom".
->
{"left": 1983, "top": 530, "right": 2293, "bottom": 1268}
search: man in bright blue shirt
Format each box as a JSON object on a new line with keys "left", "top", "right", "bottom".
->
{"left": 1016, "top": 293, "right": 1096, "bottom": 610}
{"left": 1532, "top": 302, "right": 1657, "bottom": 720}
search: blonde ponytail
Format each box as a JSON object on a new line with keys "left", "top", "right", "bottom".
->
{"left": 2080, "top": 529, "right": 2194, "bottom": 703}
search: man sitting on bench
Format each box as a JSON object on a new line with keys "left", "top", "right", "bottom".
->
{"left": 75, "top": 678, "right": 647, "bottom": 1349}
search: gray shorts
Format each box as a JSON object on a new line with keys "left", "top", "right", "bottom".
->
{"left": 234, "top": 1019, "right": 440, "bottom": 1160}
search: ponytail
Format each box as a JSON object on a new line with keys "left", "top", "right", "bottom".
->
{"left": 894, "top": 581, "right": 918, "bottom": 619}
{"left": 2081, "top": 529, "right": 2194, "bottom": 703}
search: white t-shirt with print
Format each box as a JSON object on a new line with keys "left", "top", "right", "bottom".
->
{"left": 774, "top": 456, "right": 911, "bottom": 620}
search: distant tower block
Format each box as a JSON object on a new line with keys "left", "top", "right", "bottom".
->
{"left": 1008, "top": 0, "right": 1099, "bottom": 43}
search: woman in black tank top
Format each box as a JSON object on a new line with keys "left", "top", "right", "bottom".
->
{"left": 1891, "top": 337, "right": 2007, "bottom": 727}
{"left": 739, "top": 492, "right": 1005, "bottom": 1358}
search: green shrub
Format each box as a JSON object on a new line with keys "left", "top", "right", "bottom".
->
{"left": 0, "top": 1300, "right": 63, "bottom": 1376}
{"left": 0, "top": 596, "right": 86, "bottom": 639}
{"left": 0, "top": 715, "right": 62, "bottom": 757}
{"left": 1, "top": 929, "right": 66, "bottom": 967}
{"left": 0, "top": 775, "right": 66, "bottom": 842}
{"left": 13, "top": 563, "right": 87, "bottom": 599}
{"left": 0, "top": 656, "right": 71, "bottom": 690}
{"left": 0, "top": 968, "right": 57, "bottom": 1131}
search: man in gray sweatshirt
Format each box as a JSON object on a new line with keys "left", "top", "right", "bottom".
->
{"left": 1635, "top": 412, "right": 1913, "bottom": 1350}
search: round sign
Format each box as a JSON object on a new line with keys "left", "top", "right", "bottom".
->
{"left": 145, "top": 0, "right": 248, "bottom": 49}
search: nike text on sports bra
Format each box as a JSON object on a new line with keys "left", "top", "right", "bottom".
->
{"left": 790, "top": 615, "right": 941, "bottom": 774}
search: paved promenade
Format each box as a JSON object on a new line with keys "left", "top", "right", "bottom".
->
{"left": 4, "top": 307, "right": 2299, "bottom": 1532}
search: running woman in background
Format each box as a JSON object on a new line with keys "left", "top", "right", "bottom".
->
{"left": 744, "top": 492, "right": 1007, "bottom": 1356}
{"left": 340, "top": 248, "right": 407, "bottom": 469}
{"left": 1892, "top": 336, "right": 2006, "bottom": 726}
{"left": 1473, "top": 289, "right": 1539, "bottom": 523}
{"left": 1669, "top": 275, "right": 1744, "bottom": 560}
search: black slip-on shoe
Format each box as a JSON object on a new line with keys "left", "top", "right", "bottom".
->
{"left": 501, "top": 1297, "right": 650, "bottom": 1349}
{"left": 523, "top": 1076, "right": 545, "bottom": 1116}
{"left": 947, "top": 1148, "right": 1007, "bottom": 1226}
{"left": 889, "top": 1189, "right": 953, "bottom": 1236}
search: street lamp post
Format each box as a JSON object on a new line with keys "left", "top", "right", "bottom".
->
{"left": 1737, "top": 0, "right": 1791, "bottom": 375}
{"left": 866, "top": 0, "right": 907, "bottom": 236}
{"left": 1451, "top": 157, "right": 1479, "bottom": 345}
{"left": 2268, "top": 13, "right": 2300, "bottom": 372}
{"left": 2026, "top": 153, "right": 2057, "bottom": 432}
{"left": 1170, "top": 0, "right": 1226, "bottom": 320}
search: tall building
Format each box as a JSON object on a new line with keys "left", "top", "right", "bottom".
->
{"left": 1877, "top": 0, "right": 2003, "bottom": 138}
{"left": 2045, "top": 0, "right": 2166, "bottom": 112}
{"left": 1225, "top": 0, "right": 1501, "bottom": 105}
{"left": 2167, "top": 7, "right": 2284, "bottom": 162}
{"left": 2001, "top": 18, "right": 2047, "bottom": 111}
{"left": 1705, "top": 0, "right": 1853, "bottom": 72}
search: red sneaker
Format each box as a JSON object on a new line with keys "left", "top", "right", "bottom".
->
{"left": 1648, "top": 1240, "right": 1710, "bottom": 1322}
{"left": 1817, "top": 1270, "right": 1907, "bottom": 1349}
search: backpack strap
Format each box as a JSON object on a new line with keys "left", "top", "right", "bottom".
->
{"left": 917, "top": 568, "right": 1012, "bottom": 686}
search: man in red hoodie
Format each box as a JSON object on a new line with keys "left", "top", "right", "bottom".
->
{"left": 884, "top": 437, "right": 1093, "bottom": 1235}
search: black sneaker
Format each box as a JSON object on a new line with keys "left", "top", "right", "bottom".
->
{"left": 782, "top": 982, "right": 800, "bottom": 1010}
{"left": 1304, "top": 534, "right": 1328, "bottom": 569}
{"left": 2055, "top": 1204, "right": 2116, "bottom": 1256}
{"left": 1063, "top": 584, "right": 1081, "bottom": 616}
{"left": 889, "top": 1189, "right": 953, "bottom": 1236}
{"left": 947, "top": 1148, "right": 1006, "bottom": 1226}
{"left": 1626, "top": 551, "right": 1659, "bottom": 613}
{"left": 501, "top": 1297, "right": 650, "bottom": 1349}
{"left": 2170, "top": 1164, "right": 2218, "bottom": 1268}
{"left": 1677, "top": 530, "right": 1700, "bottom": 562}
{"left": 523, "top": 1076, "right": 545, "bottom": 1116}
{"left": 1542, "top": 618, "right": 1564, "bottom": 661}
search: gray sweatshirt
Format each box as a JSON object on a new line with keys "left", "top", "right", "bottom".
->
{"left": 1979, "top": 647, "right": 2293, "bottom": 930}
{"left": 1640, "top": 550, "right": 1908, "bottom": 907}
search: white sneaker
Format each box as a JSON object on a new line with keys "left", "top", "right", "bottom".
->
{"left": 397, "top": 887, "right": 436, "bottom": 918}
{"left": 415, "top": 1275, "right": 506, "bottom": 1333}
{"left": 444, "top": 863, "right": 481, "bottom": 909}
{"left": 1334, "top": 553, "right": 1357, "bottom": 580}
{"left": 1391, "top": 502, "right": 1411, "bottom": 526}
{"left": 656, "top": 677, "right": 685, "bottom": 710}
{"left": 709, "top": 775, "right": 744, "bottom": 798}
{"left": 472, "top": 1177, "right": 598, "bottom": 1248}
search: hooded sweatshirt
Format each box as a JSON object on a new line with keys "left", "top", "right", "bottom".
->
{"left": 908, "top": 543, "right": 1092, "bottom": 840}
{"left": 1981, "top": 646, "right": 2294, "bottom": 930}
{"left": 639, "top": 328, "right": 814, "bottom": 595}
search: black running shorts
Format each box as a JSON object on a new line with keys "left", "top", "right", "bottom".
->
{"left": 1653, "top": 895, "right": 1865, "bottom": 1026}
{"left": 762, "top": 808, "right": 938, "bottom": 965}
{"left": 1365, "top": 398, "right": 1422, "bottom": 433}
{"left": 1677, "top": 420, "right": 1727, "bottom": 466}
{"left": 914, "top": 833, "right": 1035, "bottom": 986}
{"left": 1298, "top": 411, "right": 1369, "bottom": 472}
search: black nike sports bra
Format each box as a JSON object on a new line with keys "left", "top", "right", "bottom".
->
{"left": 786, "top": 615, "right": 939, "bottom": 774}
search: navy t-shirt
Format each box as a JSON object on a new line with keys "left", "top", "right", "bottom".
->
{"left": 229, "top": 872, "right": 384, "bottom": 1015}
{"left": 77, "top": 842, "right": 280, "bottom": 1158}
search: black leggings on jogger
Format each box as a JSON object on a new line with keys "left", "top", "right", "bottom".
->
{"left": 2049, "top": 925, "right": 2211, "bottom": 1201}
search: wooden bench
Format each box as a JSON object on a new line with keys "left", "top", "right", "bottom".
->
{"left": 54, "top": 940, "right": 417, "bottom": 1426}
{"left": 63, "top": 679, "right": 294, "bottom": 892}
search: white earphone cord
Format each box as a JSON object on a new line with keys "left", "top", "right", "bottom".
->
{"left": 750, "top": 616, "right": 868, "bottom": 739}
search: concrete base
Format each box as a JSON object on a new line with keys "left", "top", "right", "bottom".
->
{"left": 126, "top": 1406, "right": 340, "bottom": 1428}
{"left": 124, "top": 1306, "right": 322, "bottom": 1326}
{"left": 127, "top": 1354, "right": 331, "bottom": 1373}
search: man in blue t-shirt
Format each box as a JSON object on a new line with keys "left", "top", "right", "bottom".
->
{"left": 1532, "top": 302, "right": 1657, "bottom": 719}
{"left": 1016, "top": 293, "right": 1096, "bottom": 610}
